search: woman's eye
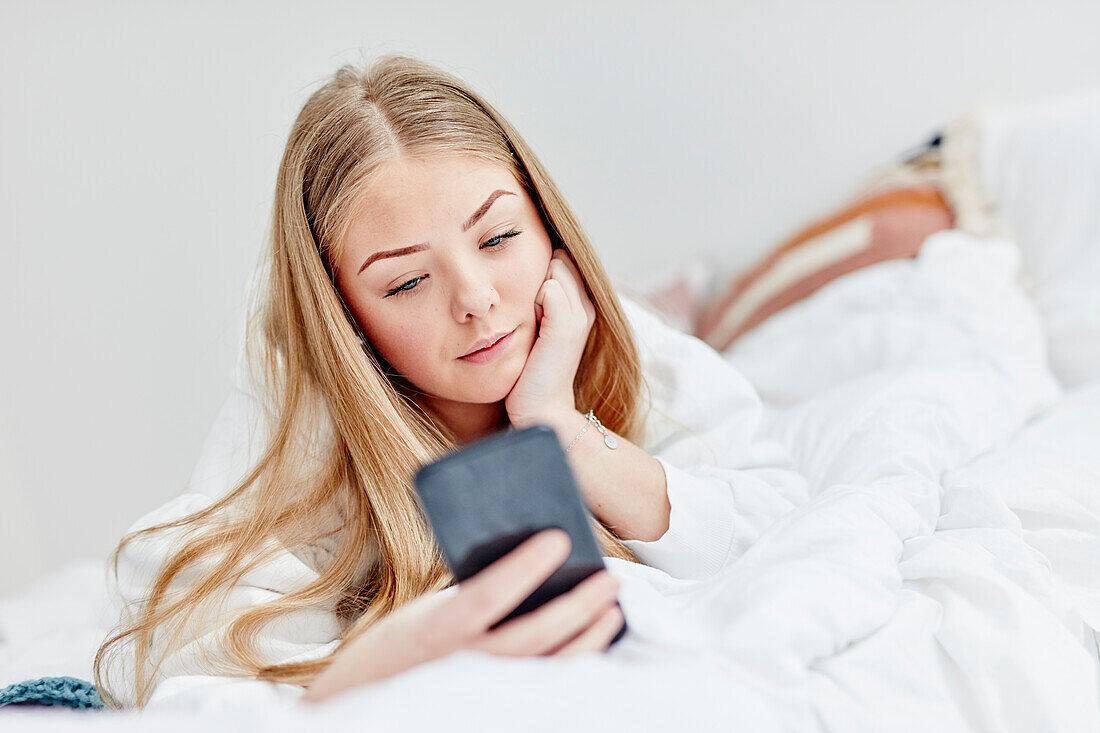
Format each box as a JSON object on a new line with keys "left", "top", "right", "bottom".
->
{"left": 481, "top": 229, "right": 522, "bottom": 249}
{"left": 385, "top": 275, "right": 426, "bottom": 298}
{"left": 383, "top": 230, "right": 522, "bottom": 299}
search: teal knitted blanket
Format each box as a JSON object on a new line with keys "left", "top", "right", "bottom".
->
{"left": 0, "top": 676, "right": 104, "bottom": 709}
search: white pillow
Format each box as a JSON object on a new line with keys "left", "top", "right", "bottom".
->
{"left": 944, "top": 88, "right": 1100, "bottom": 387}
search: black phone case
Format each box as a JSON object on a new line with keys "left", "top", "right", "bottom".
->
{"left": 413, "top": 425, "right": 627, "bottom": 643}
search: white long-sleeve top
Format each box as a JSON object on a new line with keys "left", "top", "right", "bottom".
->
{"left": 103, "top": 293, "right": 808, "bottom": 711}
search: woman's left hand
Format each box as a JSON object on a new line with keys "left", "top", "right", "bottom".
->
{"left": 504, "top": 249, "right": 595, "bottom": 429}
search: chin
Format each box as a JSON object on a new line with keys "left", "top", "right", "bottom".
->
{"left": 454, "top": 367, "right": 524, "bottom": 404}
{"left": 466, "top": 380, "right": 520, "bottom": 405}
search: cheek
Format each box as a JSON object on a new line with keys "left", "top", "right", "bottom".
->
{"left": 367, "top": 319, "right": 433, "bottom": 374}
{"left": 352, "top": 303, "right": 436, "bottom": 376}
{"left": 510, "top": 244, "right": 553, "bottom": 302}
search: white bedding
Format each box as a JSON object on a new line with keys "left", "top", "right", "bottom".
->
{"left": 2, "top": 229, "right": 1098, "bottom": 731}
{"left": 3, "top": 97, "right": 1100, "bottom": 731}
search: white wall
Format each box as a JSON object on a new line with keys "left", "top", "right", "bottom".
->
{"left": 2, "top": 0, "right": 1098, "bottom": 592}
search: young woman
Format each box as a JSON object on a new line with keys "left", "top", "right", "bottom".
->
{"left": 94, "top": 54, "right": 806, "bottom": 710}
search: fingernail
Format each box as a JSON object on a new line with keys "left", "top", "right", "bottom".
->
{"left": 536, "top": 528, "right": 569, "bottom": 554}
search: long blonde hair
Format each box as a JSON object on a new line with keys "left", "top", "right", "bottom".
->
{"left": 94, "top": 54, "right": 650, "bottom": 710}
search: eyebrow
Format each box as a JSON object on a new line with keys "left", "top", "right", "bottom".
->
{"left": 357, "top": 189, "right": 517, "bottom": 275}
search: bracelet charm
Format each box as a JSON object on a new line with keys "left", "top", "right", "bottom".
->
{"left": 565, "top": 410, "right": 617, "bottom": 452}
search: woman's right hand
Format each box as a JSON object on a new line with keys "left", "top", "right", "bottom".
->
{"left": 300, "top": 528, "right": 624, "bottom": 705}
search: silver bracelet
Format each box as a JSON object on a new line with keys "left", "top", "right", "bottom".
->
{"left": 565, "top": 410, "right": 618, "bottom": 452}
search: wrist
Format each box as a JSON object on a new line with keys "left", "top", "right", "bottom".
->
{"left": 533, "top": 408, "right": 586, "bottom": 449}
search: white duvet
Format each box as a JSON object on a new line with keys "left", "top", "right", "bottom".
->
{"left": 3, "top": 95, "right": 1100, "bottom": 731}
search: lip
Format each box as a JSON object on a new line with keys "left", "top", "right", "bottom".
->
{"left": 458, "top": 329, "right": 516, "bottom": 364}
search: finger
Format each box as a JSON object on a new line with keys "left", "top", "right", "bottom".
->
{"left": 453, "top": 528, "right": 571, "bottom": 631}
{"left": 537, "top": 279, "right": 570, "bottom": 331}
{"left": 550, "top": 253, "right": 595, "bottom": 327}
{"left": 543, "top": 277, "right": 589, "bottom": 345}
{"left": 548, "top": 258, "right": 584, "bottom": 319}
{"left": 533, "top": 279, "right": 555, "bottom": 328}
{"left": 553, "top": 251, "right": 587, "bottom": 299}
{"left": 534, "top": 274, "right": 552, "bottom": 306}
{"left": 552, "top": 249, "right": 582, "bottom": 286}
{"left": 552, "top": 604, "right": 625, "bottom": 656}
{"left": 472, "top": 570, "right": 620, "bottom": 656}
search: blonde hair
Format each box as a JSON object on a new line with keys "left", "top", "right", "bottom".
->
{"left": 94, "top": 54, "right": 650, "bottom": 709}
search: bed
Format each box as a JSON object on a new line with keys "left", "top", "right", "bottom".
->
{"left": 2, "top": 90, "right": 1098, "bottom": 732}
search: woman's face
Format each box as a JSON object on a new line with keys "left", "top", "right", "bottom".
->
{"left": 333, "top": 154, "right": 554, "bottom": 413}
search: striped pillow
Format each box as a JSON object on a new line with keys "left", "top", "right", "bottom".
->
{"left": 694, "top": 165, "right": 954, "bottom": 353}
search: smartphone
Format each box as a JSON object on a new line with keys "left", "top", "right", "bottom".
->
{"left": 413, "top": 424, "right": 627, "bottom": 644}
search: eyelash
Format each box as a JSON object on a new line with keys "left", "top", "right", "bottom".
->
{"left": 384, "top": 229, "right": 522, "bottom": 298}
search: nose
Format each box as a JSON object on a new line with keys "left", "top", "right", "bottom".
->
{"left": 450, "top": 264, "right": 499, "bottom": 322}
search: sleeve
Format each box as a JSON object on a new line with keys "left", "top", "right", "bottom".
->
{"left": 615, "top": 294, "right": 810, "bottom": 581}
{"left": 102, "top": 387, "right": 343, "bottom": 711}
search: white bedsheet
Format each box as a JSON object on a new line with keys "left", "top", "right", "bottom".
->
{"left": 2, "top": 226, "right": 1099, "bottom": 731}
